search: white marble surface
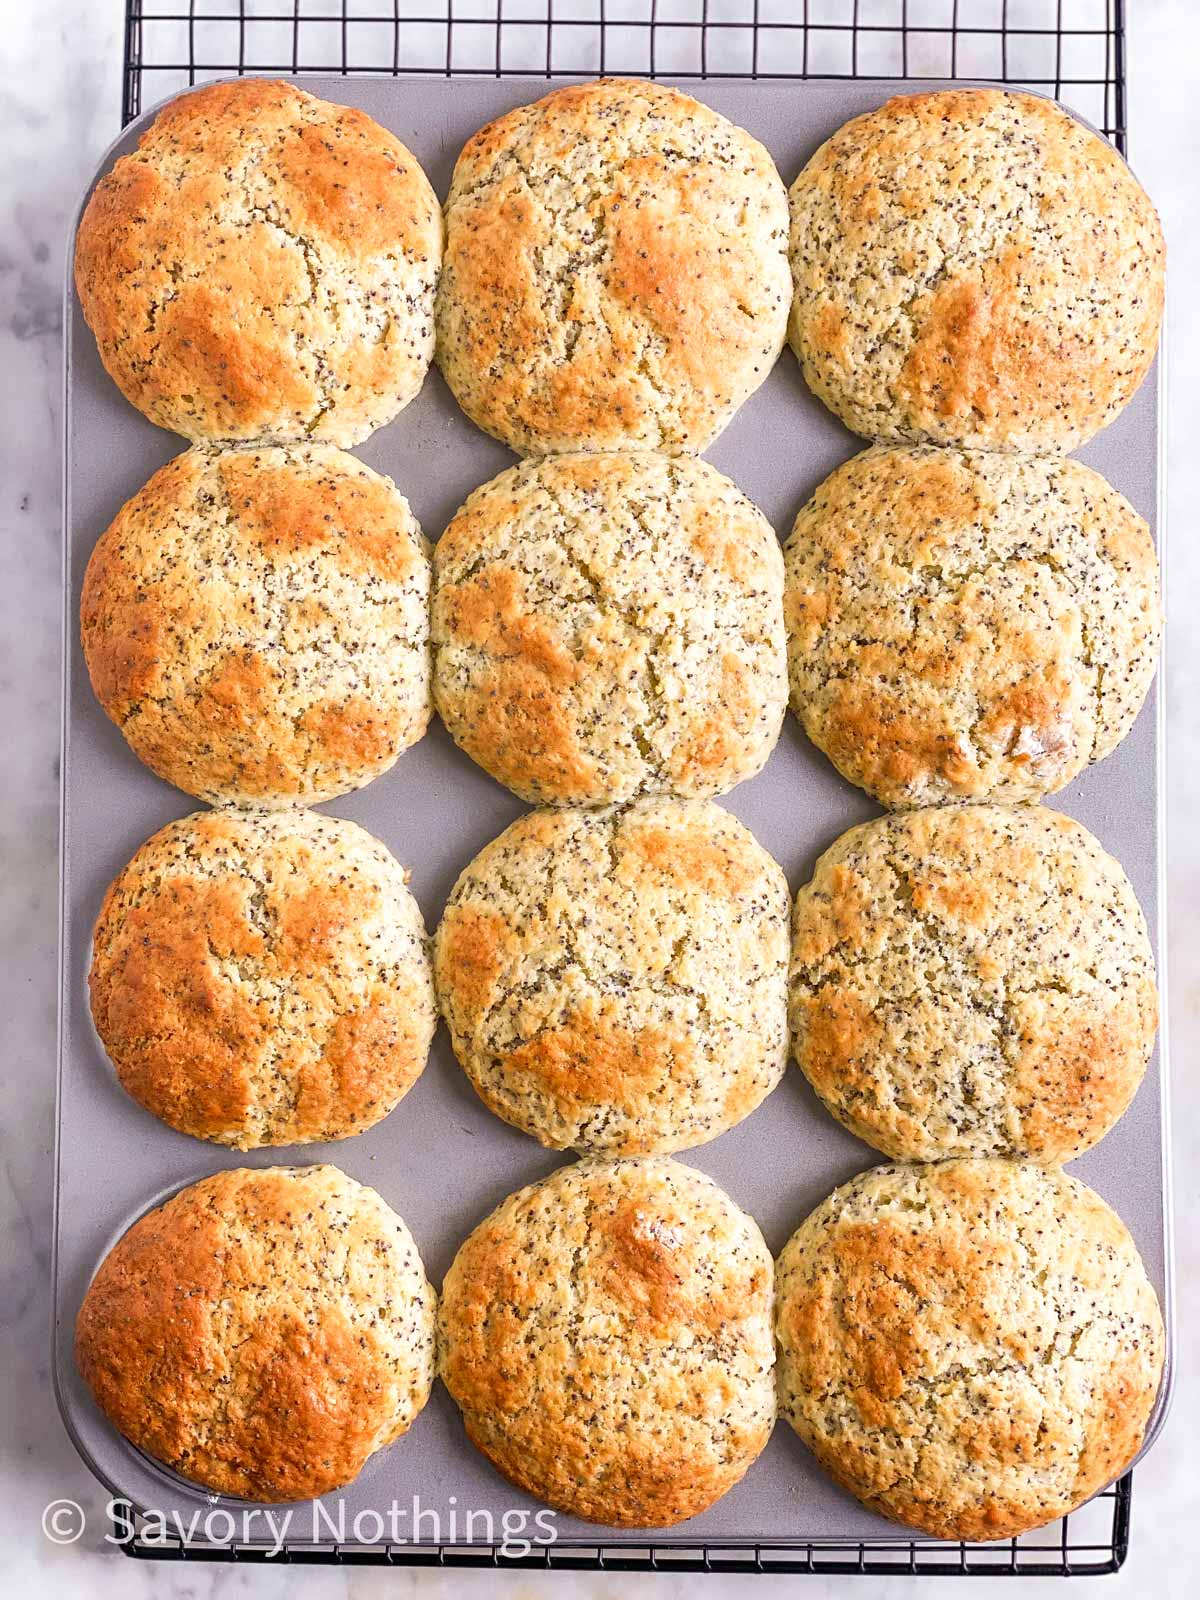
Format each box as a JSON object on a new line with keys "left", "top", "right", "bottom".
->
{"left": 1, "top": 2, "right": 1196, "bottom": 1594}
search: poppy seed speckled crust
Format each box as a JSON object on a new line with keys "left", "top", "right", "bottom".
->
{"left": 788, "top": 89, "right": 1164, "bottom": 452}
{"left": 434, "top": 800, "right": 790, "bottom": 1156}
{"left": 75, "top": 1166, "right": 437, "bottom": 1502}
{"left": 75, "top": 79, "right": 442, "bottom": 446}
{"left": 436, "top": 78, "right": 791, "bottom": 456}
{"left": 432, "top": 452, "right": 787, "bottom": 805}
{"left": 90, "top": 809, "right": 437, "bottom": 1149}
{"left": 789, "top": 806, "right": 1157, "bottom": 1164}
{"left": 81, "top": 443, "right": 432, "bottom": 807}
{"left": 439, "top": 1156, "right": 776, "bottom": 1527}
{"left": 774, "top": 1159, "right": 1164, "bottom": 1542}
{"left": 783, "top": 445, "right": 1160, "bottom": 808}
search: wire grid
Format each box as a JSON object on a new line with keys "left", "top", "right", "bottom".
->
{"left": 113, "top": 1478, "right": 1131, "bottom": 1573}
{"left": 116, "top": 0, "right": 1132, "bottom": 1575}
{"left": 124, "top": 1, "right": 1126, "bottom": 150}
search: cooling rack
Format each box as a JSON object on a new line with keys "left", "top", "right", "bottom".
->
{"left": 122, "top": 0, "right": 1126, "bottom": 151}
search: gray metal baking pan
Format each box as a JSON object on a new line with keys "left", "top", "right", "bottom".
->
{"left": 54, "top": 75, "right": 1172, "bottom": 1557}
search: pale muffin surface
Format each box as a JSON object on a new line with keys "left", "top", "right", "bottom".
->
{"left": 775, "top": 1159, "right": 1164, "bottom": 1540}
{"left": 433, "top": 452, "right": 786, "bottom": 804}
{"left": 439, "top": 1156, "right": 776, "bottom": 1526}
{"left": 788, "top": 89, "right": 1164, "bottom": 451}
{"left": 790, "top": 805, "right": 1157, "bottom": 1162}
{"left": 435, "top": 800, "right": 790, "bottom": 1154}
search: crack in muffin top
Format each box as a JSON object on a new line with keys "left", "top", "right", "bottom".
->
{"left": 439, "top": 1155, "right": 775, "bottom": 1527}
{"left": 783, "top": 443, "right": 1160, "bottom": 808}
{"left": 436, "top": 78, "right": 790, "bottom": 455}
{"left": 76, "top": 1165, "right": 437, "bottom": 1502}
{"left": 788, "top": 89, "right": 1164, "bottom": 452}
{"left": 434, "top": 799, "right": 790, "bottom": 1155}
{"left": 775, "top": 1158, "right": 1164, "bottom": 1541}
{"left": 90, "top": 808, "right": 436, "bottom": 1149}
{"left": 75, "top": 78, "right": 442, "bottom": 445}
{"left": 433, "top": 451, "right": 786, "bottom": 805}
{"left": 81, "top": 442, "right": 431, "bottom": 806}
{"left": 789, "top": 804, "right": 1157, "bottom": 1163}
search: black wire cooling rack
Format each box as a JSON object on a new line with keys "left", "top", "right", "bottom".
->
{"left": 111, "top": 1482, "right": 1133, "bottom": 1574}
{"left": 123, "top": 0, "right": 1127, "bottom": 151}
{"left": 116, "top": 0, "right": 1133, "bottom": 1576}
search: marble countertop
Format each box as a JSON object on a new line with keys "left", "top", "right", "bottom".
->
{"left": 2, "top": 2, "right": 1195, "bottom": 1595}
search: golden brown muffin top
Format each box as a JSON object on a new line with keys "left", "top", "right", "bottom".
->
{"left": 90, "top": 808, "right": 436, "bottom": 1148}
{"left": 784, "top": 445, "right": 1160, "bottom": 807}
{"left": 76, "top": 1165, "right": 436, "bottom": 1502}
{"left": 436, "top": 78, "right": 789, "bottom": 455}
{"left": 81, "top": 443, "right": 431, "bottom": 806}
{"left": 75, "top": 79, "right": 442, "bottom": 445}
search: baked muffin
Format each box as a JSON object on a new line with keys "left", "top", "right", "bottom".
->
{"left": 437, "top": 78, "right": 790, "bottom": 455}
{"left": 434, "top": 800, "right": 790, "bottom": 1155}
{"left": 775, "top": 1159, "right": 1164, "bottom": 1540}
{"left": 790, "top": 805, "right": 1157, "bottom": 1163}
{"left": 432, "top": 452, "right": 786, "bottom": 804}
{"left": 75, "top": 79, "right": 442, "bottom": 445}
{"left": 439, "top": 1156, "right": 775, "bottom": 1526}
{"left": 783, "top": 445, "right": 1160, "bottom": 808}
{"left": 90, "top": 809, "right": 436, "bottom": 1149}
{"left": 788, "top": 89, "right": 1164, "bottom": 451}
{"left": 81, "top": 443, "right": 431, "bottom": 806}
{"left": 76, "top": 1165, "right": 437, "bottom": 1501}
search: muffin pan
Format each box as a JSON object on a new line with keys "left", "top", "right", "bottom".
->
{"left": 55, "top": 76, "right": 1171, "bottom": 1554}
